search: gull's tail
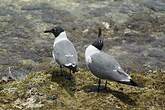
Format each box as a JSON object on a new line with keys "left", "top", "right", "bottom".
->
{"left": 118, "top": 79, "right": 143, "bottom": 87}
{"left": 64, "top": 64, "right": 78, "bottom": 73}
{"left": 129, "top": 79, "right": 139, "bottom": 86}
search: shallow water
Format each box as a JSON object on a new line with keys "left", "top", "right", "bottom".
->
{"left": 0, "top": 0, "right": 165, "bottom": 79}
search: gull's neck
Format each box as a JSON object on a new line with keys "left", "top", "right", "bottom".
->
{"left": 85, "top": 45, "right": 100, "bottom": 57}
{"left": 54, "top": 31, "right": 68, "bottom": 44}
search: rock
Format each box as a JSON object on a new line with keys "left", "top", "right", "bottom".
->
{"left": 143, "top": 0, "right": 165, "bottom": 12}
{"left": 22, "top": 96, "right": 44, "bottom": 109}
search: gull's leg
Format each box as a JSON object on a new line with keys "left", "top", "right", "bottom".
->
{"left": 70, "top": 69, "right": 72, "bottom": 76}
{"left": 104, "top": 80, "right": 108, "bottom": 90}
{"left": 98, "top": 79, "right": 101, "bottom": 92}
{"left": 60, "top": 65, "right": 63, "bottom": 75}
{"left": 66, "top": 69, "right": 72, "bottom": 80}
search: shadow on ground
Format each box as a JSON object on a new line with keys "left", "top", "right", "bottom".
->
{"left": 46, "top": 67, "right": 76, "bottom": 96}
{"left": 82, "top": 85, "right": 136, "bottom": 106}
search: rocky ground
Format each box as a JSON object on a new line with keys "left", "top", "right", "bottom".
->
{"left": 0, "top": 0, "right": 165, "bottom": 109}
{"left": 0, "top": 0, "right": 165, "bottom": 79}
{"left": 0, "top": 67, "right": 165, "bottom": 110}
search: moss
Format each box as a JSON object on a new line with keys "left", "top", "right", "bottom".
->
{"left": 19, "top": 59, "right": 37, "bottom": 66}
{"left": 0, "top": 48, "right": 7, "bottom": 53}
{"left": 0, "top": 68, "right": 165, "bottom": 110}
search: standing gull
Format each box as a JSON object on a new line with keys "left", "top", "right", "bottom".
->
{"left": 85, "top": 28, "right": 138, "bottom": 92}
{"left": 44, "top": 26, "right": 78, "bottom": 74}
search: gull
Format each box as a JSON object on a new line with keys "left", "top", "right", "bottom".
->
{"left": 44, "top": 26, "right": 78, "bottom": 74}
{"left": 85, "top": 28, "right": 138, "bottom": 92}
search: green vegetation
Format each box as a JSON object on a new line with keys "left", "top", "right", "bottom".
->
{"left": 0, "top": 67, "right": 164, "bottom": 110}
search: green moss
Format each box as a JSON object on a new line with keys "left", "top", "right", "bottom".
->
{"left": 19, "top": 59, "right": 36, "bottom": 66}
{"left": 0, "top": 68, "right": 164, "bottom": 110}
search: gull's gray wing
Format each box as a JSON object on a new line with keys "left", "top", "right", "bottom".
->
{"left": 88, "top": 52, "right": 130, "bottom": 82}
{"left": 53, "top": 40, "right": 78, "bottom": 66}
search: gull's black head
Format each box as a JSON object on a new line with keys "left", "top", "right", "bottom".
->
{"left": 44, "top": 26, "right": 64, "bottom": 37}
{"left": 92, "top": 28, "right": 104, "bottom": 50}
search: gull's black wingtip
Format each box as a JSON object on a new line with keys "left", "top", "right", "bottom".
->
{"left": 130, "top": 79, "right": 138, "bottom": 86}
{"left": 129, "top": 79, "right": 144, "bottom": 88}
{"left": 118, "top": 79, "right": 144, "bottom": 88}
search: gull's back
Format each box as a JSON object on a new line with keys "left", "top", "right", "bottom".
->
{"left": 88, "top": 51, "right": 130, "bottom": 82}
{"left": 53, "top": 39, "right": 78, "bottom": 67}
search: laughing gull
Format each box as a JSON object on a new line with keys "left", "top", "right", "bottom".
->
{"left": 44, "top": 26, "right": 78, "bottom": 74}
{"left": 85, "top": 28, "right": 138, "bottom": 92}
